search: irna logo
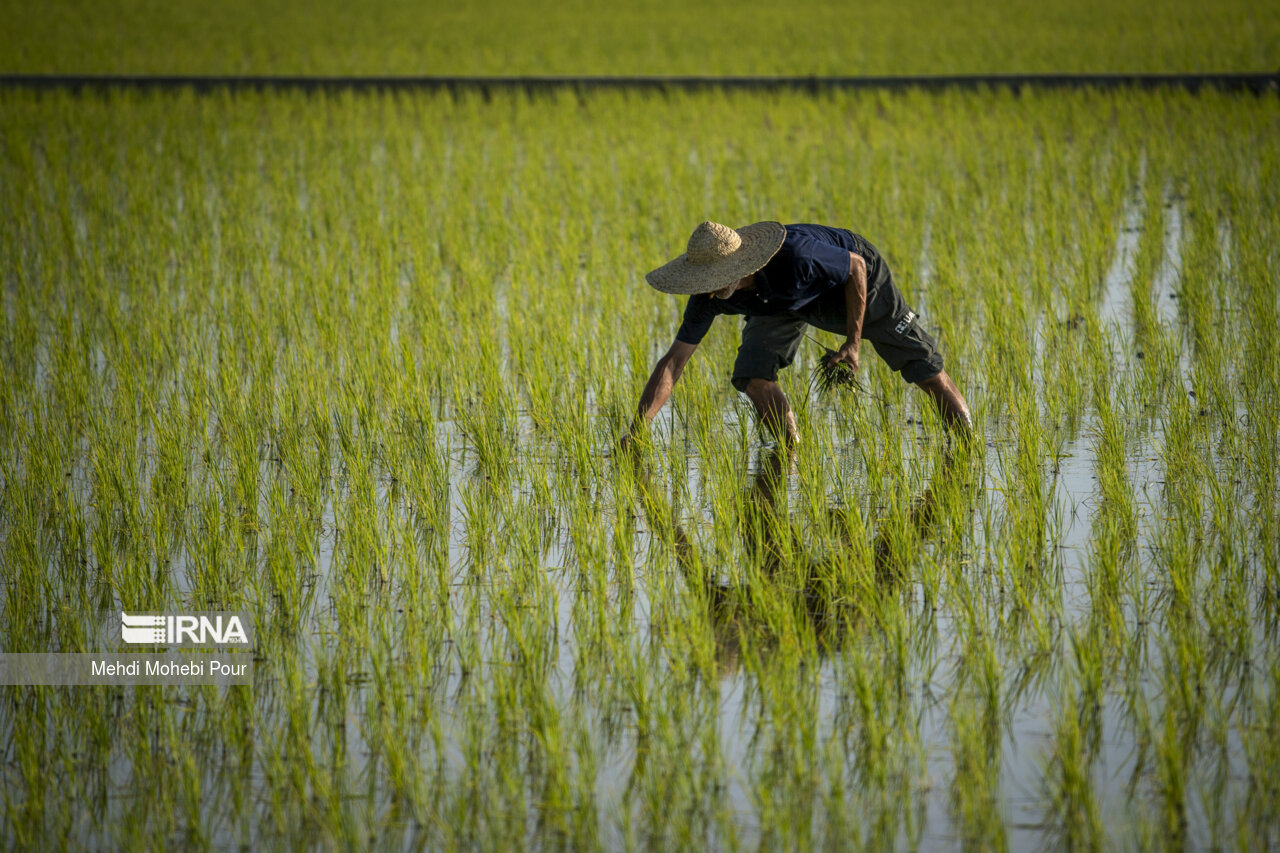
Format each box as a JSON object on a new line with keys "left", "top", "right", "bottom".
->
{"left": 121, "top": 612, "right": 250, "bottom": 646}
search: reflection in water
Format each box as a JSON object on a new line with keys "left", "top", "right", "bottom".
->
{"left": 872, "top": 452, "right": 956, "bottom": 586}
{"left": 630, "top": 446, "right": 963, "bottom": 676}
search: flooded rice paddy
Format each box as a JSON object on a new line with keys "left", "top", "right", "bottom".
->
{"left": 1, "top": 89, "right": 1278, "bottom": 849}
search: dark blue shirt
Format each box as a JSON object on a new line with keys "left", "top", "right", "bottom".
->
{"left": 675, "top": 223, "right": 870, "bottom": 345}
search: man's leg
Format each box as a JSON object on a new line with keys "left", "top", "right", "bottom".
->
{"left": 732, "top": 313, "right": 807, "bottom": 447}
{"left": 916, "top": 370, "right": 973, "bottom": 434}
{"left": 742, "top": 378, "right": 800, "bottom": 447}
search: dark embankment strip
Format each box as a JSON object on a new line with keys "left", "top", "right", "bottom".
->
{"left": 1, "top": 73, "right": 1277, "bottom": 95}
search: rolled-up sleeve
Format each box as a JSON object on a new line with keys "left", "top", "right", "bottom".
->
{"left": 675, "top": 294, "right": 717, "bottom": 344}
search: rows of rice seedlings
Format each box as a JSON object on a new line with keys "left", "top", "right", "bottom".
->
{"left": 2, "top": 0, "right": 1276, "bottom": 77}
{"left": 1, "top": 87, "right": 1277, "bottom": 848}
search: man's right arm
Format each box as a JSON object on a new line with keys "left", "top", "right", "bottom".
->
{"left": 625, "top": 339, "right": 698, "bottom": 443}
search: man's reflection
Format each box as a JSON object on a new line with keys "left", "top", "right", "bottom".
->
{"left": 630, "top": 446, "right": 963, "bottom": 676}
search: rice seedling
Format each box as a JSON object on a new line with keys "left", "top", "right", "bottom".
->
{"left": 809, "top": 341, "right": 862, "bottom": 397}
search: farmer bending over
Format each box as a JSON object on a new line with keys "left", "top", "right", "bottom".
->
{"left": 627, "top": 221, "right": 972, "bottom": 447}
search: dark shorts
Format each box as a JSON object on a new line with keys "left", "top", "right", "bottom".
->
{"left": 730, "top": 255, "right": 944, "bottom": 391}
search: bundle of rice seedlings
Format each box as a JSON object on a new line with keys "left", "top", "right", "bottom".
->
{"left": 812, "top": 347, "right": 860, "bottom": 395}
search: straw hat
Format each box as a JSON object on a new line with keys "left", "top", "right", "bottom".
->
{"left": 645, "top": 221, "right": 786, "bottom": 295}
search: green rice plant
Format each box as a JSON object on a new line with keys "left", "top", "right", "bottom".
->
{"left": 810, "top": 344, "right": 861, "bottom": 396}
{"left": 1041, "top": 686, "right": 1104, "bottom": 851}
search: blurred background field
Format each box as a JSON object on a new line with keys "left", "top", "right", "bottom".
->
{"left": 1, "top": 0, "right": 1277, "bottom": 75}
{"left": 2, "top": 3, "right": 1279, "bottom": 851}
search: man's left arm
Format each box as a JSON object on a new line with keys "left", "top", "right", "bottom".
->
{"left": 826, "top": 251, "right": 867, "bottom": 374}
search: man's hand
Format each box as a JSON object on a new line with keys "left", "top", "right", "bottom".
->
{"left": 824, "top": 341, "right": 860, "bottom": 377}
{"left": 617, "top": 421, "right": 650, "bottom": 456}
